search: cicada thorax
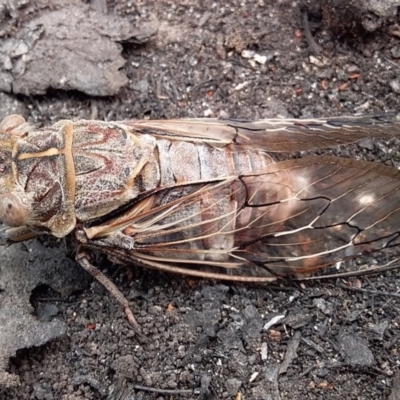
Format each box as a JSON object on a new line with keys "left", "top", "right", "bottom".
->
{"left": 70, "top": 120, "right": 159, "bottom": 222}
{"left": 1, "top": 118, "right": 163, "bottom": 238}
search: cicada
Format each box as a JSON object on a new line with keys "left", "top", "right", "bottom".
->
{"left": 1, "top": 113, "right": 400, "bottom": 325}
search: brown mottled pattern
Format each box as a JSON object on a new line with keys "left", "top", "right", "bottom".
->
{"left": 2, "top": 114, "right": 400, "bottom": 280}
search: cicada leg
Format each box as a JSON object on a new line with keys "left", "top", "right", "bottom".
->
{"left": 76, "top": 252, "right": 138, "bottom": 328}
{"left": 0, "top": 225, "right": 37, "bottom": 244}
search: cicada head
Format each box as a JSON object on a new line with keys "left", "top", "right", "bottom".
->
{"left": 0, "top": 114, "right": 29, "bottom": 228}
{"left": 0, "top": 114, "right": 78, "bottom": 238}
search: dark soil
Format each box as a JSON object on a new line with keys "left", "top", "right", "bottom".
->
{"left": 1, "top": 1, "right": 400, "bottom": 399}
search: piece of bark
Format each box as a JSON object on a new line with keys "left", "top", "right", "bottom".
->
{"left": 0, "top": 3, "right": 157, "bottom": 96}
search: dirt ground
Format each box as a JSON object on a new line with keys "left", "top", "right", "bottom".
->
{"left": 1, "top": 0, "right": 400, "bottom": 399}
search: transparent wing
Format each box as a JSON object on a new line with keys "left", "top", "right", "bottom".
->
{"left": 89, "top": 156, "right": 400, "bottom": 281}
{"left": 124, "top": 113, "right": 400, "bottom": 151}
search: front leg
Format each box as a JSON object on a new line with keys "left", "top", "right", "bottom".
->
{"left": 0, "top": 225, "right": 37, "bottom": 244}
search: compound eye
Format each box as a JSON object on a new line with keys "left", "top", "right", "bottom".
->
{"left": 0, "top": 114, "right": 26, "bottom": 134}
{"left": 0, "top": 193, "right": 28, "bottom": 227}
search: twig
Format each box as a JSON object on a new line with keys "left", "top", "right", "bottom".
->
{"left": 279, "top": 331, "right": 301, "bottom": 374}
{"left": 338, "top": 284, "right": 400, "bottom": 299}
{"left": 302, "top": 10, "right": 322, "bottom": 55}
{"left": 131, "top": 384, "right": 194, "bottom": 395}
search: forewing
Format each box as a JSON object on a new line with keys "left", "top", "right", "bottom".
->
{"left": 92, "top": 156, "right": 400, "bottom": 281}
{"left": 234, "top": 156, "right": 400, "bottom": 277}
{"left": 124, "top": 113, "right": 400, "bottom": 151}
